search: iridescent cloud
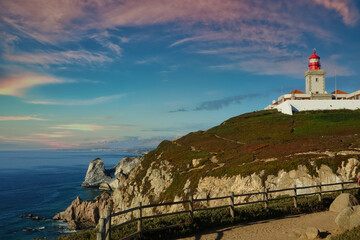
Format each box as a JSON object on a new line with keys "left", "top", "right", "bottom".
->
{"left": 50, "top": 124, "right": 104, "bottom": 131}
{"left": 0, "top": 116, "right": 46, "bottom": 121}
{"left": 0, "top": 73, "right": 65, "bottom": 96}
{"left": 25, "top": 94, "right": 126, "bottom": 106}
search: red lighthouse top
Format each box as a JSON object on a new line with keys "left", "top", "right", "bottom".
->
{"left": 308, "top": 49, "right": 321, "bottom": 70}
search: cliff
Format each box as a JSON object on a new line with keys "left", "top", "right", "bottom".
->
{"left": 58, "top": 109, "right": 360, "bottom": 228}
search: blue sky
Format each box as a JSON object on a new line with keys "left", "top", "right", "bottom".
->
{"left": 0, "top": 0, "right": 360, "bottom": 150}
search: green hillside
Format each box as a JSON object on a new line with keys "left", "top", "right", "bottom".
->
{"left": 136, "top": 109, "right": 360, "bottom": 201}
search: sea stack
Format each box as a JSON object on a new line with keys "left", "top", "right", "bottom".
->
{"left": 81, "top": 158, "right": 112, "bottom": 188}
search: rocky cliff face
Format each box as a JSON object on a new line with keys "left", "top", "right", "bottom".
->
{"left": 81, "top": 158, "right": 112, "bottom": 188}
{"left": 53, "top": 192, "right": 111, "bottom": 229}
{"left": 106, "top": 149, "right": 360, "bottom": 225}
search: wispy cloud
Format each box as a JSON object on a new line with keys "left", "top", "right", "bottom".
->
{"left": 314, "top": 0, "right": 359, "bottom": 25}
{"left": 4, "top": 50, "right": 112, "bottom": 65}
{"left": 168, "top": 108, "right": 188, "bottom": 113}
{"left": 32, "top": 131, "right": 72, "bottom": 138}
{"left": 1, "top": 0, "right": 357, "bottom": 47}
{"left": 194, "top": 94, "right": 262, "bottom": 111}
{"left": 25, "top": 94, "right": 126, "bottom": 106}
{"left": 50, "top": 124, "right": 104, "bottom": 131}
{"left": 0, "top": 135, "right": 74, "bottom": 149}
{"left": 0, "top": 73, "right": 65, "bottom": 96}
{"left": 169, "top": 94, "right": 263, "bottom": 112}
{"left": 0, "top": 116, "right": 46, "bottom": 121}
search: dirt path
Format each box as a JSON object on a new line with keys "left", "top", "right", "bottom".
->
{"left": 177, "top": 211, "right": 339, "bottom": 240}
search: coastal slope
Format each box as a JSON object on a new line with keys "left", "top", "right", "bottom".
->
{"left": 58, "top": 109, "right": 360, "bottom": 227}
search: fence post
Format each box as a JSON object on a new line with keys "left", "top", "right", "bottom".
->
{"left": 189, "top": 196, "right": 194, "bottom": 223}
{"left": 137, "top": 202, "right": 143, "bottom": 237}
{"left": 341, "top": 180, "right": 345, "bottom": 193}
{"left": 97, "top": 218, "right": 105, "bottom": 240}
{"left": 264, "top": 188, "right": 269, "bottom": 209}
{"left": 318, "top": 182, "right": 322, "bottom": 202}
{"left": 229, "top": 192, "right": 235, "bottom": 218}
{"left": 293, "top": 184, "right": 298, "bottom": 208}
{"left": 105, "top": 209, "right": 111, "bottom": 240}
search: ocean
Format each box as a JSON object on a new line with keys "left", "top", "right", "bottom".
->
{"left": 0, "top": 150, "right": 136, "bottom": 240}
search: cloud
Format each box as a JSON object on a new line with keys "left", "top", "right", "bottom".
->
{"left": 0, "top": 73, "right": 65, "bottom": 96}
{"left": 4, "top": 50, "right": 112, "bottom": 65}
{"left": 0, "top": 116, "right": 46, "bottom": 121}
{"left": 1, "top": 0, "right": 357, "bottom": 46}
{"left": 194, "top": 94, "right": 262, "bottom": 111}
{"left": 168, "top": 108, "right": 188, "bottom": 113}
{"left": 50, "top": 124, "right": 104, "bottom": 131}
{"left": 25, "top": 94, "right": 126, "bottom": 106}
{"left": 0, "top": 135, "right": 74, "bottom": 149}
{"left": 314, "top": 0, "right": 360, "bottom": 25}
{"left": 32, "top": 131, "right": 72, "bottom": 138}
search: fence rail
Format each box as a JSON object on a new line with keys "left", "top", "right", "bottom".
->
{"left": 97, "top": 180, "right": 359, "bottom": 240}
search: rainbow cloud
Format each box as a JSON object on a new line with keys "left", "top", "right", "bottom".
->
{"left": 50, "top": 124, "right": 104, "bottom": 131}
{"left": 0, "top": 73, "right": 64, "bottom": 97}
{"left": 0, "top": 116, "right": 46, "bottom": 121}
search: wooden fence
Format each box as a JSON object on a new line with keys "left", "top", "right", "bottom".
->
{"left": 97, "top": 180, "right": 360, "bottom": 240}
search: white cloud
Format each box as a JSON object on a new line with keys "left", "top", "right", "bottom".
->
{"left": 25, "top": 94, "right": 126, "bottom": 106}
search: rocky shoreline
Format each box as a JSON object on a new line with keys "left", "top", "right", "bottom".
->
{"left": 53, "top": 155, "right": 143, "bottom": 229}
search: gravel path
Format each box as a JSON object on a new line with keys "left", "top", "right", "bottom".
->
{"left": 177, "top": 211, "right": 339, "bottom": 240}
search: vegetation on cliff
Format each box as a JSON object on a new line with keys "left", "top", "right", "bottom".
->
{"left": 135, "top": 109, "right": 360, "bottom": 201}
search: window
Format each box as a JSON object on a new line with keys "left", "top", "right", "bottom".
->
{"left": 316, "top": 78, "right": 318, "bottom": 82}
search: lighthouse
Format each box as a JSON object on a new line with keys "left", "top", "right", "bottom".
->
{"left": 264, "top": 49, "right": 360, "bottom": 115}
{"left": 304, "top": 49, "right": 326, "bottom": 95}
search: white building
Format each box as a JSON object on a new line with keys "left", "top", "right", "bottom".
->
{"left": 265, "top": 50, "right": 360, "bottom": 115}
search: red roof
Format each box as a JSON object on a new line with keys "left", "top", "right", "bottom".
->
{"left": 309, "top": 50, "right": 320, "bottom": 59}
{"left": 331, "top": 90, "right": 348, "bottom": 94}
{"left": 290, "top": 89, "right": 305, "bottom": 94}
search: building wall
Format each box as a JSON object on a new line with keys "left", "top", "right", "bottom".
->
{"left": 274, "top": 100, "right": 360, "bottom": 115}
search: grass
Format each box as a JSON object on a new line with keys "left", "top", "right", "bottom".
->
{"left": 331, "top": 226, "right": 360, "bottom": 240}
{"left": 59, "top": 190, "right": 360, "bottom": 240}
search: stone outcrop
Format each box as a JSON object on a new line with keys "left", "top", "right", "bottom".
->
{"left": 99, "top": 155, "right": 143, "bottom": 191}
{"left": 330, "top": 193, "right": 359, "bottom": 212}
{"left": 335, "top": 205, "right": 360, "bottom": 231}
{"left": 53, "top": 192, "right": 111, "bottom": 229}
{"left": 81, "top": 158, "right": 112, "bottom": 188}
{"left": 114, "top": 156, "right": 143, "bottom": 176}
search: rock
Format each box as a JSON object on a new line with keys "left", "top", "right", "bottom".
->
{"left": 67, "top": 220, "right": 78, "bottom": 230}
{"left": 28, "top": 214, "right": 33, "bottom": 218}
{"left": 42, "top": 217, "right": 47, "bottom": 220}
{"left": 330, "top": 193, "right": 359, "bottom": 212}
{"left": 20, "top": 214, "right": 26, "bottom": 218}
{"left": 335, "top": 205, "right": 360, "bottom": 231}
{"left": 53, "top": 192, "right": 111, "bottom": 230}
{"left": 192, "top": 158, "right": 201, "bottom": 167}
{"left": 114, "top": 156, "right": 143, "bottom": 177}
{"left": 305, "top": 227, "right": 319, "bottom": 239}
{"left": 25, "top": 227, "right": 33, "bottom": 231}
{"left": 32, "top": 216, "right": 40, "bottom": 220}
{"left": 81, "top": 158, "right": 112, "bottom": 188}
{"left": 58, "top": 226, "right": 64, "bottom": 230}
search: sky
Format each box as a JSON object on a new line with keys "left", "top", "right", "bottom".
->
{"left": 0, "top": 0, "right": 360, "bottom": 150}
